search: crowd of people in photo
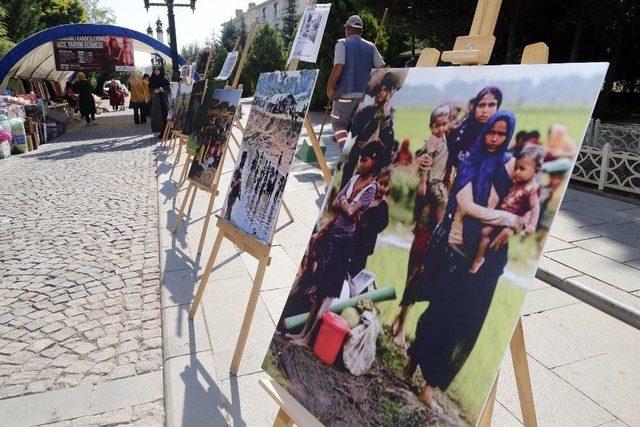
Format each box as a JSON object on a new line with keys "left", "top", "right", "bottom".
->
{"left": 281, "top": 71, "right": 578, "bottom": 411}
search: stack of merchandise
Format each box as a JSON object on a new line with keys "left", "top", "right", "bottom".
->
{"left": 0, "top": 120, "right": 11, "bottom": 159}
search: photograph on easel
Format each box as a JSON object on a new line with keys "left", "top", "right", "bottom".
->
{"left": 187, "top": 88, "right": 242, "bottom": 188}
{"left": 182, "top": 80, "right": 206, "bottom": 135}
{"left": 221, "top": 69, "right": 319, "bottom": 244}
{"left": 288, "top": 3, "right": 332, "bottom": 64}
{"left": 172, "top": 82, "right": 193, "bottom": 132}
{"left": 166, "top": 82, "right": 180, "bottom": 121}
{"left": 216, "top": 51, "right": 239, "bottom": 81}
{"left": 262, "top": 64, "right": 607, "bottom": 425}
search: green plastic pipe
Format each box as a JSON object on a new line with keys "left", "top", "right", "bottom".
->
{"left": 283, "top": 286, "right": 397, "bottom": 331}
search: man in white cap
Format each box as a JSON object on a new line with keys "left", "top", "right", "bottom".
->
{"left": 327, "top": 15, "right": 385, "bottom": 146}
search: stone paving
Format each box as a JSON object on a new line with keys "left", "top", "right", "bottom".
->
{"left": 0, "top": 109, "right": 164, "bottom": 425}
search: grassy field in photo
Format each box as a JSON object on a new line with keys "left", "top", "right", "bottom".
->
{"left": 393, "top": 106, "right": 593, "bottom": 153}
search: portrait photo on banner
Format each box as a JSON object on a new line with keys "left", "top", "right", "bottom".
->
{"left": 288, "top": 3, "right": 331, "bottom": 64}
{"left": 187, "top": 88, "right": 243, "bottom": 189}
{"left": 262, "top": 63, "right": 608, "bottom": 426}
{"left": 221, "top": 69, "right": 319, "bottom": 244}
{"left": 172, "top": 82, "right": 193, "bottom": 132}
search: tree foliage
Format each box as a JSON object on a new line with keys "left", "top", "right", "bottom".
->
{"left": 242, "top": 23, "right": 286, "bottom": 95}
{"left": 0, "top": 0, "right": 45, "bottom": 43}
{"left": 281, "top": 0, "right": 297, "bottom": 45}
{"left": 40, "top": 0, "right": 87, "bottom": 28}
{"left": 219, "top": 22, "right": 238, "bottom": 52}
{"left": 82, "top": 0, "right": 115, "bottom": 24}
{"left": 180, "top": 41, "right": 201, "bottom": 63}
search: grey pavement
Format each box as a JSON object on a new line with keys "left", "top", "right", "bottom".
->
{"left": 158, "top": 103, "right": 640, "bottom": 426}
{"left": 0, "top": 106, "right": 164, "bottom": 425}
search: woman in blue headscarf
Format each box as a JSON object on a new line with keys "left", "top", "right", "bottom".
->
{"left": 392, "top": 87, "right": 503, "bottom": 347}
{"left": 406, "top": 110, "right": 525, "bottom": 409}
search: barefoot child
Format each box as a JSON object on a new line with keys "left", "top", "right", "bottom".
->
{"left": 392, "top": 105, "right": 450, "bottom": 348}
{"left": 289, "top": 141, "right": 385, "bottom": 348}
{"left": 469, "top": 147, "right": 541, "bottom": 274}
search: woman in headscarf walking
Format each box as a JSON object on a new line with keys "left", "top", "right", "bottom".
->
{"left": 129, "top": 72, "right": 149, "bottom": 125}
{"left": 72, "top": 72, "right": 97, "bottom": 126}
{"left": 148, "top": 66, "right": 171, "bottom": 139}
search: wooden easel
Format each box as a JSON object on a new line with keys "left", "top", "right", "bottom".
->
{"left": 172, "top": 20, "right": 264, "bottom": 256}
{"left": 188, "top": 13, "right": 336, "bottom": 374}
{"left": 173, "top": 49, "right": 217, "bottom": 197}
{"left": 262, "top": 1, "right": 544, "bottom": 426}
{"left": 287, "top": 1, "right": 338, "bottom": 185}
{"left": 160, "top": 119, "right": 175, "bottom": 151}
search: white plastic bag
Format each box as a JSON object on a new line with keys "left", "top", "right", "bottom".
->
{"left": 343, "top": 310, "right": 380, "bottom": 376}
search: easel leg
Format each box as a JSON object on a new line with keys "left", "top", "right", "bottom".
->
{"left": 510, "top": 318, "right": 537, "bottom": 426}
{"left": 170, "top": 143, "right": 183, "bottom": 181}
{"left": 273, "top": 408, "right": 294, "bottom": 427}
{"left": 189, "top": 230, "right": 225, "bottom": 319}
{"left": 175, "top": 154, "right": 193, "bottom": 198}
{"left": 230, "top": 256, "right": 269, "bottom": 375}
{"left": 478, "top": 375, "right": 498, "bottom": 427}
{"left": 304, "top": 117, "right": 332, "bottom": 184}
{"left": 197, "top": 192, "right": 217, "bottom": 255}
{"left": 172, "top": 184, "right": 193, "bottom": 234}
{"left": 281, "top": 199, "right": 294, "bottom": 222}
{"left": 187, "top": 185, "right": 198, "bottom": 215}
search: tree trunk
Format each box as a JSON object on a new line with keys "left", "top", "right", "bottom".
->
{"left": 594, "top": 20, "right": 626, "bottom": 118}
{"left": 504, "top": 0, "right": 522, "bottom": 63}
{"left": 569, "top": 20, "right": 583, "bottom": 62}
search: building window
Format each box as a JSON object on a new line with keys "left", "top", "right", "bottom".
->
{"left": 274, "top": 2, "right": 278, "bottom": 16}
{"left": 262, "top": 8, "right": 266, "bottom": 22}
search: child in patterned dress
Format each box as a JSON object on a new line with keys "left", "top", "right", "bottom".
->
{"left": 470, "top": 147, "right": 542, "bottom": 273}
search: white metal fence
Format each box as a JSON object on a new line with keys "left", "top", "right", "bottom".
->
{"left": 572, "top": 119, "right": 640, "bottom": 196}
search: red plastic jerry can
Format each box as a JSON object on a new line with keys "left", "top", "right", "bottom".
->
{"left": 313, "top": 311, "right": 350, "bottom": 365}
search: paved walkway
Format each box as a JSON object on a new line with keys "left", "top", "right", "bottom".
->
{"left": 2, "top": 103, "right": 638, "bottom": 426}
{"left": 157, "top": 105, "right": 639, "bottom": 426}
{"left": 0, "top": 109, "right": 164, "bottom": 426}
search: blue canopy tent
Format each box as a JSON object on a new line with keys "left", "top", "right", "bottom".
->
{"left": 0, "top": 23, "right": 187, "bottom": 91}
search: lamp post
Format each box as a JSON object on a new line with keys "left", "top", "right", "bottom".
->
{"left": 144, "top": 0, "right": 197, "bottom": 81}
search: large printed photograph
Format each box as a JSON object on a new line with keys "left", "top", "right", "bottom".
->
{"left": 187, "top": 88, "right": 242, "bottom": 189}
{"left": 221, "top": 69, "right": 319, "bottom": 244}
{"left": 263, "top": 64, "right": 608, "bottom": 425}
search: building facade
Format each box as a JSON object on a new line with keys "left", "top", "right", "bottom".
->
{"left": 224, "top": 0, "right": 309, "bottom": 31}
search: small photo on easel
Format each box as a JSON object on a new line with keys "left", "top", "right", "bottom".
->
{"left": 220, "top": 69, "right": 319, "bottom": 245}
{"left": 262, "top": 63, "right": 608, "bottom": 426}
{"left": 172, "top": 82, "right": 193, "bottom": 132}
{"left": 187, "top": 88, "right": 243, "bottom": 189}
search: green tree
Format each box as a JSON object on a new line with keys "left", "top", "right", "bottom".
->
{"left": 281, "top": 0, "right": 297, "bottom": 45}
{"left": 40, "top": 0, "right": 88, "bottom": 28}
{"left": 243, "top": 23, "right": 286, "bottom": 95}
{"left": 0, "top": 4, "right": 13, "bottom": 57}
{"left": 219, "top": 21, "right": 238, "bottom": 52}
{"left": 82, "top": 0, "right": 115, "bottom": 24}
{"left": 180, "top": 41, "right": 201, "bottom": 63}
{"left": 0, "top": 0, "right": 44, "bottom": 43}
